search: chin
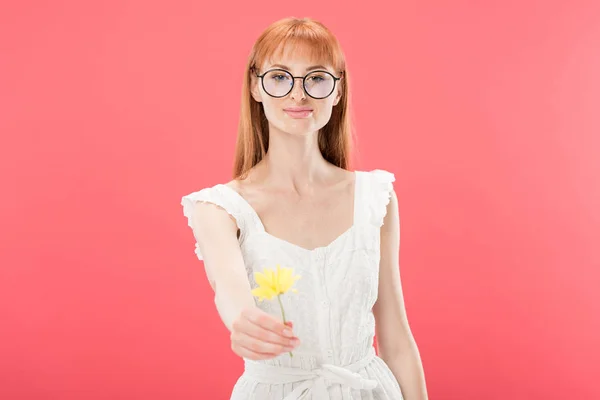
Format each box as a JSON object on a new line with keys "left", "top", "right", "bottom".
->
{"left": 283, "top": 128, "right": 314, "bottom": 136}
{"left": 273, "top": 120, "right": 317, "bottom": 136}
{"left": 288, "top": 123, "right": 325, "bottom": 136}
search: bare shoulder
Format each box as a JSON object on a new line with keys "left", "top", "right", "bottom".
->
{"left": 327, "top": 165, "right": 356, "bottom": 190}
{"left": 223, "top": 178, "right": 247, "bottom": 194}
{"left": 223, "top": 169, "right": 265, "bottom": 202}
{"left": 330, "top": 164, "right": 355, "bottom": 179}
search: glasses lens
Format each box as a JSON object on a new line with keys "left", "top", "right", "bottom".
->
{"left": 305, "top": 71, "right": 335, "bottom": 98}
{"left": 263, "top": 70, "right": 293, "bottom": 97}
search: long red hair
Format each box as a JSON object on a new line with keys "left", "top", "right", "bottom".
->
{"left": 232, "top": 17, "right": 354, "bottom": 180}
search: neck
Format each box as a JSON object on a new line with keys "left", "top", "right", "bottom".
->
{"left": 256, "top": 127, "right": 334, "bottom": 192}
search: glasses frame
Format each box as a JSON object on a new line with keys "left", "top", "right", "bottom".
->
{"left": 254, "top": 68, "right": 342, "bottom": 99}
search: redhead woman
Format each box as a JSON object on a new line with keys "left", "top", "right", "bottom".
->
{"left": 181, "top": 17, "right": 428, "bottom": 400}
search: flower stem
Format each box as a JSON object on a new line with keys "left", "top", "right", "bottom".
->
{"left": 277, "top": 294, "right": 293, "bottom": 358}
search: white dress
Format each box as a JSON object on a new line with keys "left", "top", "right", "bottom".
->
{"left": 181, "top": 169, "right": 404, "bottom": 400}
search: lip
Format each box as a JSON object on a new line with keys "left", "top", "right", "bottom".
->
{"left": 283, "top": 106, "right": 313, "bottom": 119}
{"left": 284, "top": 109, "right": 313, "bottom": 118}
{"left": 283, "top": 107, "right": 313, "bottom": 112}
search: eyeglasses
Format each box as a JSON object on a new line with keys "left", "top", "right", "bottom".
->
{"left": 254, "top": 68, "right": 342, "bottom": 99}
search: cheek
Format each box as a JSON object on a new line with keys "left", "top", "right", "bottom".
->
{"left": 261, "top": 98, "right": 280, "bottom": 120}
{"left": 315, "top": 103, "right": 334, "bottom": 122}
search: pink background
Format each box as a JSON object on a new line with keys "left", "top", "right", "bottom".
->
{"left": 1, "top": 1, "right": 599, "bottom": 399}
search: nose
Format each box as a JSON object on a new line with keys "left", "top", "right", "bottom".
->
{"left": 290, "top": 77, "right": 306, "bottom": 100}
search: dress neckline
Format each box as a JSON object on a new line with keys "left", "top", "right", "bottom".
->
{"left": 219, "top": 171, "right": 360, "bottom": 253}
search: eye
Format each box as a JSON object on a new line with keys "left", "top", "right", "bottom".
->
{"left": 307, "top": 73, "right": 327, "bottom": 83}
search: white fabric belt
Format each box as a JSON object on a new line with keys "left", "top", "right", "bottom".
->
{"left": 243, "top": 348, "right": 378, "bottom": 400}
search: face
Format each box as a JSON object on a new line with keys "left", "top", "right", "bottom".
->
{"left": 250, "top": 46, "right": 343, "bottom": 137}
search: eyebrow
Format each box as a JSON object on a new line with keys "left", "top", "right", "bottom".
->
{"left": 268, "top": 64, "right": 329, "bottom": 72}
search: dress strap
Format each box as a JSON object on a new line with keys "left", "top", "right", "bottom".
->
{"left": 181, "top": 184, "right": 261, "bottom": 260}
{"left": 355, "top": 169, "right": 396, "bottom": 228}
{"left": 216, "top": 184, "right": 266, "bottom": 234}
{"left": 353, "top": 171, "right": 369, "bottom": 226}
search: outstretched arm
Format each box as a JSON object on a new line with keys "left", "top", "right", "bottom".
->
{"left": 188, "top": 201, "right": 299, "bottom": 360}
{"left": 189, "top": 201, "right": 255, "bottom": 332}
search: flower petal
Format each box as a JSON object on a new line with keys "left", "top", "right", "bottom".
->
{"left": 252, "top": 286, "right": 277, "bottom": 301}
{"left": 275, "top": 265, "right": 282, "bottom": 294}
{"left": 278, "top": 268, "right": 293, "bottom": 293}
{"left": 254, "top": 271, "right": 273, "bottom": 288}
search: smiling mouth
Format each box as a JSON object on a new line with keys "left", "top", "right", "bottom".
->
{"left": 284, "top": 109, "right": 313, "bottom": 118}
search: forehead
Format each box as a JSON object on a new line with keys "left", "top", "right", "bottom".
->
{"left": 262, "top": 43, "right": 334, "bottom": 71}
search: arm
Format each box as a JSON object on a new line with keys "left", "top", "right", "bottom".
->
{"left": 188, "top": 201, "right": 256, "bottom": 332}
{"left": 373, "top": 189, "right": 429, "bottom": 400}
{"left": 188, "top": 200, "right": 299, "bottom": 360}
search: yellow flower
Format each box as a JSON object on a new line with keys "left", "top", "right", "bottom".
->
{"left": 251, "top": 264, "right": 301, "bottom": 358}
{"left": 251, "top": 264, "right": 301, "bottom": 302}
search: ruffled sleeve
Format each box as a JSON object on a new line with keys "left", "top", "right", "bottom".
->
{"left": 181, "top": 185, "right": 244, "bottom": 261}
{"left": 369, "top": 169, "right": 396, "bottom": 227}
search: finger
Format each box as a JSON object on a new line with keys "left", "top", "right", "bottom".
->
{"left": 235, "top": 331, "right": 294, "bottom": 356}
{"left": 235, "top": 345, "right": 279, "bottom": 360}
{"left": 239, "top": 317, "right": 298, "bottom": 348}
{"left": 244, "top": 309, "right": 296, "bottom": 340}
{"left": 256, "top": 312, "right": 295, "bottom": 338}
{"left": 284, "top": 321, "right": 296, "bottom": 336}
{"left": 232, "top": 339, "right": 277, "bottom": 360}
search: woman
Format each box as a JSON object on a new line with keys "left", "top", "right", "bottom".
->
{"left": 182, "top": 17, "right": 428, "bottom": 400}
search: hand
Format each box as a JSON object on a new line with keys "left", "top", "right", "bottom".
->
{"left": 230, "top": 307, "right": 300, "bottom": 360}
